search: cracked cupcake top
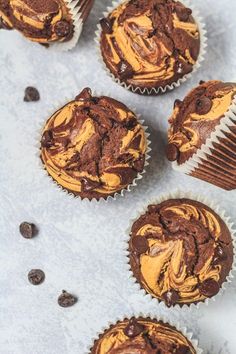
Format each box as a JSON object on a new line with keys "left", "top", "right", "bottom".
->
{"left": 99, "top": 0, "right": 200, "bottom": 92}
{"left": 0, "top": 0, "right": 74, "bottom": 43}
{"left": 167, "top": 80, "right": 236, "bottom": 165}
{"left": 90, "top": 317, "right": 196, "bottom": 354}
{"left": 129, "top": 198, "right": 233, "bottom": 306}
{"left": 40, "top": 88, "right": 147, "bottom": 200}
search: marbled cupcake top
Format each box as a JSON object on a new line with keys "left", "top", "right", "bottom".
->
{"left": 129, "top": 199, "right": 233, "bottom": 306}
{"left": 90, "top": 317, "right": 196, "bottom": 354}
{"left": 100, "top": 0, "right": 200, "bottom": 91}
{"left": 167, "top": 80, "right": 236, "bottom": 165}
{"left": 40, "top": 88, "right": 147, "bottom": 200}
{"left": 0, "top": 0, "right": 74, "bottom": 43}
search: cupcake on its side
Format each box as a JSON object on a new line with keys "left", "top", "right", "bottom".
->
{"left": 40, "top": 88, "right": 148, "bottom": 201}
{"left": 0, "top": 0, "right": 94, "bottom": 48}
{"left": 167, "top": 80, "right": 236, "bottom": 190}
{"left": 128, "top": 198, "right": 234, "bottom": 307}
{"left": 99, "top": 0, "right": 202, "bottom": 95}
{"left": 90, "top": 317, "right": 197, "bottom": 354}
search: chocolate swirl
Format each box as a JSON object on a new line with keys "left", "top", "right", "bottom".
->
{"left": 40, "top": 88, "right": 147, "bottom": 200}
{"left": 100, "top": 0, "right": 200, "bottom": 91}
{"left": 167, "top": 80, "right": 236, "bottom": 165}
{"left": 90, "top": 317, "right": 196, "bottom": 354}
{"left": 129, "top": 199, "right": 233, "bottom": 306}
{"left": 0, "top": 0, "right": 74, "bottom": 43}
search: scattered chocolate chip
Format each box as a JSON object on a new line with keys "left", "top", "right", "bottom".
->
{"left": 175, "top": 61, "right": 192, "bottom": 75}
{"left": 198, "top": 278, "right": 220, "bottom": 298}
{"left": 24, "top": 87, "right": 40, "bottom": 102}
{"left": 175, "top": 6, "right": 192, "bottom": 22}
{"left": 28, "top": 269, "right": 45, "bottom": 285}
{"left": 166, "top": 143, "right": 179, "bottom": 162}
{"left": 199, "top": 80, "right": 205, "bottom": 85}
{"left": 118, "top": 60, "right": 134, "bottom": 80}
{"left": 19, "top": 222, "right": 38, "bottom": 239}
{"left": 100, "top": 17, "right": 114, "bottom": 34}
{"left": 0, "top": 17, "right": 12, "bottom": 30}
{"left": 162, "top": 289, "right": 180, "bottom": 307}
{"left": 176, "top": 345, "right": 192, "bottom": 354}
{"left": 132, "top": 236, "right": 149, "bottom": 255}
{"left": 81, "top": 178, "right": 102, "bottom": 192}
{"left": 58, "top": 290, "right": 77, "bottom": 307}
{"left": 54, "top": 20, "right": 71, "bottom": 38}
{"left": 195, "top": 96, "right": 212, "bottom": 115}
{"left": 174, "top": 99, "right": 183, "bottom": 108}
{"left": 212, "top": 245, "right": 227, "bottom": 265}
{"left": 41, "top": 130, "right": 53, "bottom": 148}
{"left": 123, "top": 318, "right": 145, "bottom": 338}
{"left": 40, "top": 43, "right": 50, "bottom": 48}
{"left": 75, "top": 88, "right": 92, "bottom": 101}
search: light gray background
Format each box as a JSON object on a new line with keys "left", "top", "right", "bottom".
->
{"left": 0, "top": 0, "right": 236, "bottom": 353}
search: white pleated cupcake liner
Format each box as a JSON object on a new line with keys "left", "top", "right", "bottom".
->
{"left": 87, "top": 312, "right": 203, "bottom": 354}
{"left": 123, "top": 190, "right": 236, "bottom": 309}
{"left": 35, "top": 90, "right": 151, "bottom": 203}
{"left": 94, "top": 0, "right": 207, "bottom": 95}
{"left": 172, "top": 96, "right": 236, "bottom": 188}
{"left": 50, "top": 0, "right": 94, "bottom": 51}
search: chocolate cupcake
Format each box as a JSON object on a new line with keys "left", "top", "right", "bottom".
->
{"left": 0, "top": 0, "right": 94, "bottom": 49}
{"left": 98, "top": 0, "right": 206, "bottom": 95}
{"left": 90, "top": 317, "right": 198, "bottom": 354}
{"left": 128, "top": 198, "right": 234, "bottom": 307}
{"left": 40, "top": 88, "right": 149, "bottom": 201}
{"left": 167, "top": 80, "right": 236, "bottom": 190}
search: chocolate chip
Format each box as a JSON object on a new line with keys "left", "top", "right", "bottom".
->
{"left": 176, "top": 6, "right": 192, "bottom": 21}
{"left": 162, "top": 289, "right": 180, "bottom": 307}
{"left": 166, "top": 143, "right": 179, "bottom": 162}
{"left": 0, "top": 17, "right": 12, "bottom": 30}
{"left": 39, "top": 43, "right": 50, "bottom": 48}
{"left": 212, "top": 245, "right": 227, "bottom": 265}
{"left": 195, "top": 96, "right": 213, "bottom": 115}
{"left": 174, "top": 99, "right": 183, "bottom": 108}
{"left": 132, "top": 236, "right": 149, "bottom": 254}
{"left": 54, "top": 20, "right": 71, "bottom": 38}
{"left": 118, "top": 60, "right": 134, "bottom": 80}
{"left": 132, "top": 157, "right": 145, "bottom": 172}
{"left": 176, "top": 345, "right": 192, "bottom": 354}
{"left": 198, "top": 278, "right": 220, "bottom": 298}
{"left": 24, "top": 87, "right": 40, "bottom": 102}
{"left": 58, "top": 290, "right": 77, "bottom": 307}
{"left": 199, "top": 80, "right": 205, "bottom": 85}
{"left": 19, "top": 222, "right": 38, "bottom": 239}
{"left": 175, "top": 61, "right": 192, "bottom": 75}
{"left": 81, "top": 178, "right": 102, "bottom": 192}
{"left": 100, "top": 17, "right": 114, "bottom": 34}
{"left": 41, "top": 130, "right": 53, "bottom": 148}
{"left": 28, "top": 269, "right": 45, "bottom": 285}
{"left": 75, "top": 88, "right": 92, "bottom": 101}
{"left": 123, "top": 318, "right": 145, "bottom": 338}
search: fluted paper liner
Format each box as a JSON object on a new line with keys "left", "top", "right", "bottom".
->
{"left": 124, "top": 191, "right": 236, "bottom": 309}
{"left": 50, "top": 0, "right": 94, "bottom": 51}
{"left": 35, "top": 91, "right": 151, "bottom": 202}
{"left": 172, "top": 96, "right": 236, "bottom": 190}
{"left": 95, "top": 0, "right": 207, "bottom": 95}
{"left": 87, "top": 313, "right": 203, "bottom": 354}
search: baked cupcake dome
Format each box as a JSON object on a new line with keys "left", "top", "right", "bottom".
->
{"left": 90, "top": 317, "right": 196, "bottom": 354}
{"left": 0, "top": 0, "right": 93, "bottom": 45}
{"left": 129, "top": 198, "right": 233, "bottom": 307}
{"left": 99, "top": 0, "right": 201, "bottom": 94}
{"left": 167, "top": 80, "right": 236, "bottom": 189}
{"left": 40, "top": 88, "right": 147, "bottom": 200}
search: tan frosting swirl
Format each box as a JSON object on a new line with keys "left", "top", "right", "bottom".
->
{"left": 100, "top": 0, "right": 200, "bottom": 90}
{"left": 91, "top": 318, "right": 196, "bottom": 354}
{"left": 40, "top": 89, "right": 147, "bottom": 200}
{"left": 129, "top": 199, "right": 233, "bottom": 305}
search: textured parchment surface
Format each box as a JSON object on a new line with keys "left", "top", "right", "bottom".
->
{"left": 0, "top": 1, "right": 236, "bottom": 353}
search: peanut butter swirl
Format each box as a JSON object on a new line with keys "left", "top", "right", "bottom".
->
{"left": 90, "top": 317, "right": 196, "bottom": 354}
{"left": 0, "top": 0, "right": 74, "bottom": 43}
{"left": 167, "top": 80, "right": 236, "bottom": 165}
{"left": 129, "top": 199, "right": 233, "bottom": 306}
{"left": 100, "top": 0, "right": 200, "bottom": 92}
{"left": 40, "top": 88, "right": 147, "bottom": 200}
